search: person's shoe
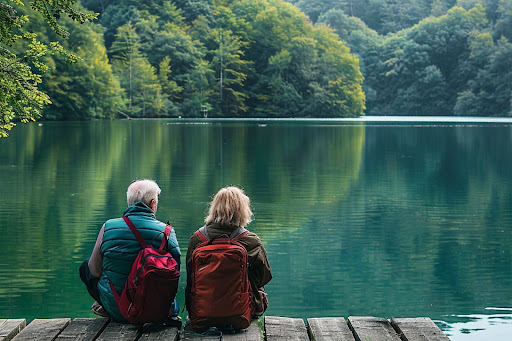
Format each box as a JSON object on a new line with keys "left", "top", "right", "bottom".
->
{"left": 91, "top": 301, "right": 110, "bottom": 318}
{"left": 183, "top": 316, "right": 193, "bottom": 331}
{"left": 164, "top": 315, "right": 182, "bottom": 329}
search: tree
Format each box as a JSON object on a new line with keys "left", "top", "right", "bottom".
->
{"left": 454, "top": 90, "right": 480, "bottom": 116}
{"left": 431, "top": 0, "right": 455, "bottom": 16}
{"left": 143, "top": 24, "right": 204, "bottom": 77}
{"left": 0, "top": 0, "right": 96, "bottom": 136}
{"left": 173, "top": 0, "right": 213, "bottom": 23}
{"left": 379, "top": 0, "right": 428, "bottom": 34}
{"left": 158, "top": 56, "right": 182, "bottom": 116}
{"left": 262, "top": 48, "right": 302, "bottom": 116}
{"left": 287, "top": 0, "right": 339, "bottom": 23}
{"left": 240, "top": 0, "right": 365, "bottom": 117}
{"left": 182, "top": 59, "right": 215, "bottom": 117}
{"left": 488, "top": 37, "right": 512, "bottom": 116}
{"left": 368, "top": 5, "right": 488, "bottom": 115}
{"left": 39, "top": 9, "right": 124, "bottom": 119}
{"left": 495, "top": 0, "right": 512, "bottom": 41}
{"left": 210, "top": 29, "right": 251, "bottom": 116}
{"left": 110, "top": 23, "right": 164, "bottom": 117}
{"left": 459, "top": 36, "right": 512, "bottom": 116}
{"left": 318, "top": 9, "right": 380, "bottom": 112}
{"left": 96, "top": 2, "right": 138, "bottom": 49}
{"left": 312, "top": 25, "right": 365, "bottom": 116}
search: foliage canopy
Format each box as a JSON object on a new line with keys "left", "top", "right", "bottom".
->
{"left": 294, "top": 0, "right": 512, "bottom": 116}
{"left": 0, "top": 0, "right": 96, "bottom": 136}
{"left": 4, "top": 0, "right": 511, "bottom": 133}
{"left": 2, "top": 0, "right": 367, "bottom": 136}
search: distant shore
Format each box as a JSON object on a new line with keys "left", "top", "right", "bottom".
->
{"left": 132, "top": 116, "right": 512, "bottom": 124}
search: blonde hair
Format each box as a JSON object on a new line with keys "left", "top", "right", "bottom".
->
{"left": 205, "top": 186, "right": 253, "bottom": 227}
{"left": 126, "top": 179, "right": 161, "bottom": 207}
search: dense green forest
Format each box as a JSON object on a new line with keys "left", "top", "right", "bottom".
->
{"left": 2, "top": 0, "right": 511, "bottom": 130}
{"left": 291, "top": 0, "right": 512, "bottom": 116}
{"left": 2, "top": 0, "right": 365, "bottom": 128}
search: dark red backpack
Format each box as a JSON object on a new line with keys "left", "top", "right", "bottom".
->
{"left": 109, "top": 216, "right": 180, "bottom": 325}
{"left": 189, "top": 227, "right": 255, "bottom": 332}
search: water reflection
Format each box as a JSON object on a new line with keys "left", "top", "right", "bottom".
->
{"left": 0, "top": 120, "right": 511, "bottom": 341}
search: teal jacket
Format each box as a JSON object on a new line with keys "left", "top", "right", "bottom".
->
{"left": 97, "top": 202, "right": 181, "bottom": 322}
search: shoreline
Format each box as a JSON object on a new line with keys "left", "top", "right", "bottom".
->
{"left": 40, "top": 116, "right": 512, "bottom": 123}
{"left": 117, "top": 115, "right": 512, "bottom": 124}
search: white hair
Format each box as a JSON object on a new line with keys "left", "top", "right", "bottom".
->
{"left": 126, "top": 179, "right": 161, "bottom": 207}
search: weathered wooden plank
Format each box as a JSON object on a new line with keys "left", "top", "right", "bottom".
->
{"left": 181, "top": 319, "right": 261, "bottom": 341}
{"left": 94, "top": 321, "right": 140, "bottom": 341}
{"left": 222, "top": 319, "right": 262, "bottom": 341}
{"left": 390, "top": 318, "right": 450, "bottom": 341}
{"left": 307, "top": 317, "right": 355, "bottom": 341}
{"left": 181, "top": 319, "right": 221, "bottom": 341}
{"left": 0, "top": 319, "right": 26, "bottom": 341}
{"left": 138, "top": 324, "right": 179, "bottom": 341}
{"left": 181, "top": 330, "right": 221, "bottom": 341}
{"left": 264, "top": 316, "right": 309, "bottom": 341}
{"left": 12, "top": 319, "right": 70, "bottom": 341}
{"left": 348, "top": 317, "right": 401, "bottom": 341}
{"left": 54, "top": 318, "right": 109, "bottom": 341}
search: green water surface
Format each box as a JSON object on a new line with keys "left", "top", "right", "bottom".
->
{"left": 0, "top": 119, "right": 511, "bottom": 340}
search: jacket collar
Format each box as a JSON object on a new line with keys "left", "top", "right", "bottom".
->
{"left": 207, "top": 222, "right": 239, "bottom": 232}
{"left": 123, "top": 201, "right": 156, "bottom": 218}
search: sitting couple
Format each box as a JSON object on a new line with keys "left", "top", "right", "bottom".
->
{"left": 79, "top": 179, "right": 272, "bottom": 331}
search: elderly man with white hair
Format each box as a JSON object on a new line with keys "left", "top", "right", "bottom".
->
{"left": 79, "top": 179, "right": 181, "bottom": 325}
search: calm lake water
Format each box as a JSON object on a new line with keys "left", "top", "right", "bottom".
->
{"left": 1, "top": 118, "right": 511, "bottom": 340}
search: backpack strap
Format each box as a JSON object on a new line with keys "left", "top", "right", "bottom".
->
{"left": 197, "top": 225, "right": 248, "bottom": 243}
{"left": 109, "top": 281, "right": 121, "bottom": 304}
{"left": 109, "top": 216, "right": 147, "bottom": 308}
{"left": 158, "top": 224, "right": 172, "bottom": 250}
{"left": 197, "top": 226, "right": 209, "bottom": 242}
{"left": 230, "top": 227, "right": 248, "bottom": 241}
{"left": 124, "top": 216, "right": 172, "bottom": 250}
{"left": 233, "top": 230, "right": 249, "bottom": 242}
{"left": 123, "top": 216, "right": 148, "bottom": 248}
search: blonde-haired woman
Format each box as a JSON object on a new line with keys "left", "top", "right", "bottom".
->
{"left": 185, "top": 186, "right": 272, "bottom": 328}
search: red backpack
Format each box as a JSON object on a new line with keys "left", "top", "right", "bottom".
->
{"left": 109, "top": 216, "right": 180, "bottom": 325}
{"left": 189, "top": 226, "right": 255, "bottom": 332}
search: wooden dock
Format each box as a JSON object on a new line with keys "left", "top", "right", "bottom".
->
{"left": 0, "top": 316, "right": 450, "bottom": 340}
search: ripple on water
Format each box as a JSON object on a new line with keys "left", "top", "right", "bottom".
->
{"left": 438, "top": 312, "right": 512, "bottom": 340}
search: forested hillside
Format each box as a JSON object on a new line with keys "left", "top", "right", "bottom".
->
{"left": 4, "top": 0, "right": 511, "bottom": 123}
{"left": 5, "top": 0, "right": 365, "bottom": 121}
{"left": 291, "top": 0, "right": 512, "bottom": 116}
